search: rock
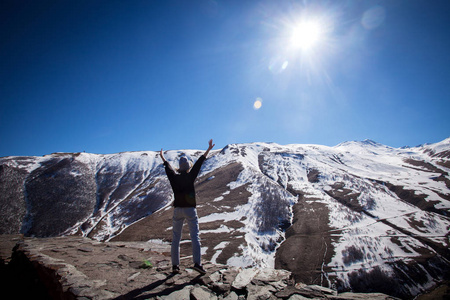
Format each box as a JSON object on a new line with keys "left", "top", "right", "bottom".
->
{"left": 129, "top": 261, "right": 143, "bottom": 269}
{"left": 191, "top": 285, "right": 218, "bottom": 300}
{"left": 222, "top": 268, "right": 239, "bottom": 284}
{"left": 197, "top": 274, "right": 214, "bottom": 286}
{"left": 154, "top": 273, "right": 168, "bottom": 280}
{"left": 251, "top": 279, "right": 266, "bottom": 286}
{"left": 294, "top": 282, "right": 307, "bottom": 289}
{"left": 301, "top": 284, "right": 338, "bottom": 296}
{"left": 231, "top": 268, "right": 258, "bottom": 289}
{"left": 118, "top": 254, "right": 132, "bottom": 261}
{"left": 156, "top": 259, "right": 171, "bottom": 270}
{"left": 254, "top": 268, "right": 291, "bottom": 282}
{"left": 269, "top": 280, "right": 288, "bottom": 290}
{"left": 223, "top": 291, "right": 239, "bottom": 300}
{"left": 210, "top": 270, "right": 222, "bottom": 282}
{"left": 211, "top": 282, "right": 231, "bottom": 294}
{"left": 247, "top": 283, "right": 276, "bottom": 300}
{"left": 275, "top": 284, "right": 328, "bottom": 299}
{"left": 165, "top": 276, "right": 176, "bottom": 286}
{"left": 330, "top": 292, "right": 400, "bottom": 299}
{"left": 77, "top": 246, "right": 94, "bottom": 252}
{"left": 288, "top": 295, "right": 310, "bottom": 300}
{"left": 126, "top": 271, "right": 141, "bottom": 282}
{"left": 174, "top": 276, "right": 188, "bottom": 286}
{"left": 231, "top": 267, "right": 291, "bottom": 294}
{"left": 160, "top": 285, "right": 193, "bottom": 300}
{"left": 275, "top": 286, "right": 303, "bottom": 298}
{"left": 69, "top": 286, "right": 117, "bottom": 300}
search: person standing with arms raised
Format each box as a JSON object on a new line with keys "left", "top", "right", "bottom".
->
{"left": 160, "top": 139, "right": 215, "bottom": 275}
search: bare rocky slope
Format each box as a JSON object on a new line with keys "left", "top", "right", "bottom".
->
{"left": 1, "top": 138, "right": 449, "bottom": 298}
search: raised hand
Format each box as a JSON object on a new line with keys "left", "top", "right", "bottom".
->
{"left": 160, "top": 149, "right": 166, "bottom": 162}
{"left": 208, "top": 139, "right": 215, "bottom": 150}
{"left": 204, "top": 139, "right": 215, "bottom": 158}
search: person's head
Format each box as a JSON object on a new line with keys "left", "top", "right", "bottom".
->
{"left": 178, "top": 156, "right": 191, "bottom": 173}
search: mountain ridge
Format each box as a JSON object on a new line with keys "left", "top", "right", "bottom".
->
{"left": 3, "top": 136, "right": 449, "bottom": 160}
{"left": 1, "top": 138, "right": 449, "bottom": 298}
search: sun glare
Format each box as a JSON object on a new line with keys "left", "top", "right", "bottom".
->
{"left": 268, "top": 10, "right": 335, "bottom": 82}
{"left": 290, "top": 20, "right": 323, "bottom": 51}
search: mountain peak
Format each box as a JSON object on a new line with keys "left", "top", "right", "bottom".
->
{"left": 334, "top": 139, "right": 387, "bottom": 150}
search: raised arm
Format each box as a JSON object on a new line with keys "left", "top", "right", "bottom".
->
{"left": 160, "top": 149, "right": 167, "bottom": 163}
{"left": 160, "top": 149, "right": 176, "bottom": 177}
{"left": 203, "top": 139, "right": 215, "bottom": 158}
{"left": 189, "top": 140, "right": 215, "bottom": 178}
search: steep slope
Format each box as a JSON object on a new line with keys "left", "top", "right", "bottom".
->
{"left": 0, "top": 138, "right": 449, "bottom": 298}
{"left": 271, "top": 140, "right": 450, "bottom": 297}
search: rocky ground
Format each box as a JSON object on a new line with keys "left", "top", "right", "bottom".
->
{"left": 0, "top": 235, "right": 407, "bottom": 300}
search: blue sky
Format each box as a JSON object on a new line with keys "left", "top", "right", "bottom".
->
{"left": 1, "top": 0, "right": 449, "bottom": 157}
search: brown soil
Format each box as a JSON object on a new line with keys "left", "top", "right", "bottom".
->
{"left": 275, "top": 196, "right": 336, "bottom": 286}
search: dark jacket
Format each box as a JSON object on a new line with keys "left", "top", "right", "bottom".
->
{"left": 163, "top": 155, "right": 206, "bottom": 207}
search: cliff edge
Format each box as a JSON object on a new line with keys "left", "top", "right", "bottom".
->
{"left": 0, "top": 235, "right": 405, "bottom": 300}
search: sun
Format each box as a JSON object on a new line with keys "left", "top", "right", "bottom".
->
{"left": 268, "top": 10, "right": 335, "bottom": 80}
{"left": 290, "top": 20, "right": 323, "bottom": 51}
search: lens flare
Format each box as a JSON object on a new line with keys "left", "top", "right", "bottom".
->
{"left": 362, "top": 5, "right": 385, "bottom": 30}
{"left": 253, "top": 98, "right": 262, "bottom": 110}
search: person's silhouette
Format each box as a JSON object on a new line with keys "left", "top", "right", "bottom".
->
{"left": 160, "top": 139, "right": 215, "bottom": 274}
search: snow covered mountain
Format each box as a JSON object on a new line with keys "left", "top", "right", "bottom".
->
{"left": 1, "top": 138, "right": 449, "bottom": 298}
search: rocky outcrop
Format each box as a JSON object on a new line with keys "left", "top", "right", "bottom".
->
{"left": 0, "top": 235, "right": 401, "bottom": 300}
{"left": 0, "top": 164, "right": 28, "bottom": 234}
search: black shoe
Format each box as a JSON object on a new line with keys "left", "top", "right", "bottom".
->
{"left": 172, "top": 265, "right": 180, "bottom": 274}
{"left": 193, "top": 263, "right": 206, "bottom": 275}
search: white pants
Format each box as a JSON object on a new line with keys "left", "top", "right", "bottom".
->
{"left": 171, "top": 207, "right": 201, "bottom": 266}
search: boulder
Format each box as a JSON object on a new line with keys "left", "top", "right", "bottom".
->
{"left": 232, "top": 268, "right": 258, "bottom": 290}
{"left": 191, "top": 285, "right": 218, "bottom": 300}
